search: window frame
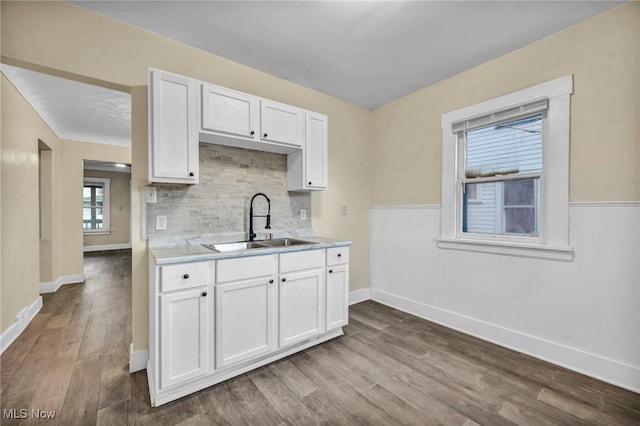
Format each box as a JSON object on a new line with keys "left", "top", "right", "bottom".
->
{"left": 439, "top": 76, "right": 573, "bottom": 260}
{"left": 83, "top": 177, "right": 111, "bottom": 235}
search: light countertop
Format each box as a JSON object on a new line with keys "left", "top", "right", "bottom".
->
{"left": 150, "top": 236, "right": 351, "bottom": 265}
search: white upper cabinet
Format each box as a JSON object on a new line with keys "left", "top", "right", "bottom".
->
{"left": 148, "top": 69, "right": 328, "bottom": 190}
{"left": 148, "top": 69, "right": 199, "bottom": 184}
{"left": 260, "top": 100, "right": 305, "bottom": 149}
{"left": 201, "top": 83, "right": 259, "bottom": 140}
{"left": 287, "top": 112, "right": 328, "bottom": 191}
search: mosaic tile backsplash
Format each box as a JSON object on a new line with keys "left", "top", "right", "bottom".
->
{"left": 147, "top": 143, "right": 312, "bottom": 246}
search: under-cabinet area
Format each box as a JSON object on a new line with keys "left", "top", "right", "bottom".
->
{"left": 147, "top": 242, "right": 350, "bottom": 406}
{"left": 149, "top": 68, "right": 327, "bottom": 191}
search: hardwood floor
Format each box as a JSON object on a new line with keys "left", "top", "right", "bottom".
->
{"left": 2, "top": 250, "right": 639, "bottom": 425}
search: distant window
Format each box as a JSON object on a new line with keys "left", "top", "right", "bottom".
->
{"left": 439, "top": 76, "right": 573, "bottom": 260}
{"left": 83, "top": 177, "right": 110, "bottom": 234}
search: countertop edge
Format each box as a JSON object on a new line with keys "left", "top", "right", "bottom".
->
{"left": 150, "top": 238, "right": 352, "bottom": 265}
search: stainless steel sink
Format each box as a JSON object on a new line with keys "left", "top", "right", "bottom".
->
{"left": 259, "top": 238, "right": 317, "bottom": 247}
{"left": 202, "top": 241, "right": 268, "bottom": 252}
{"left": 202, "top": 238, "right": 317, "bottom": 252}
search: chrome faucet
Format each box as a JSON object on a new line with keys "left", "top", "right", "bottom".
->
{"left": 249, "top": 193, "right": 271, "bottom": 241}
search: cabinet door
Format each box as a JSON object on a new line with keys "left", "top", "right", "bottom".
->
{"left": 326, "top": 265, "right": 349, "bottom": 330}
{"left": 279, "top": 269, "right": 325, "bottom": 347}
{"left": 149, "top": 69, "right": 199, "bottom": 184}
{"left": 160, "top": 288, "right": 210, "bottom": 388}
{"left": 260, "top": 100, "right": 305, "bottom": 148}
{"left": 201, "top": 84, "right": 259, "bottom": 139}
{"left": 215, "top": 277, "right": 277, "bottom": 368}
{"left": 305, "top": 112, "right": 328, "bottom": 189}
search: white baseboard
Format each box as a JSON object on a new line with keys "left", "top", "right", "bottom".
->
{"left": 349, "top": 288, "right": 371, "bottom": 305}
{"left": 84, "top": 243, "right": 132, "bottom": 252}
{"left": 130, "top": 343, "right": 148, "bottom": 373}
{"left": 40, "top": 274, "right": 85, "bottom": 294}
{"left": 370, "top": 288, "right": 640, "bottom": 393}
{"left": 0, "top": 296, "right": 43, "bottom": 355}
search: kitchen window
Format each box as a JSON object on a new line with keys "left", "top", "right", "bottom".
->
{"left": 83, "top": 177, "right": 110, "bottom": 234}
{"left": 439, "top": 76, "right": 573, "bottom": 260}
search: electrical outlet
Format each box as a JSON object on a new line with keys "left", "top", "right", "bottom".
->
{"left": 156, "top": 215, "right": 167, "bottom": 230}
{"left": 341, "top": 205, "right": 348, "bottom": 216}
{"left": 300, "top": 209, "right": 307, "bottom": 220}
{"left": 145, "top": 186, "right": 157, "bottom": 203}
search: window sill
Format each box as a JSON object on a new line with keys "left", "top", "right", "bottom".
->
{"left": 437, "top": 238, "right": 573, "bottom": 261}
{"left": 84, "top": 230, "right": 111, "bottom": 236}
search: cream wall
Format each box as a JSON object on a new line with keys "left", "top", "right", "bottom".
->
{"left": 83, "top": 169, "right": 131, "bottom": 247}
{"left": 1, "top": 75, "right": 60, "bottom": 332}
{"left": 370, "top": 2, "right": 639, "bottom": 205}
{"left": 1, "top": 1, "right": 372, "bottom": 350}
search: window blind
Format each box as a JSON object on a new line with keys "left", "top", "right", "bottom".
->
{"left": 452, "top": 98, "right": 548, "bottom": 133}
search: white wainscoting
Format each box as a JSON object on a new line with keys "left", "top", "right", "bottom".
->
{"left": 369, "top": 203, "right": 640, "bottom": 393}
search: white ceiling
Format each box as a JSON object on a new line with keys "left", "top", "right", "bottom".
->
{"left": 1, "top": 64, "right": 131, "bottom": 147}
{"left": 71, "top": 0, "right": 623, "bottom": 109}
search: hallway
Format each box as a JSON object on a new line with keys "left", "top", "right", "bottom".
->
{"left": 1, "top": 250, "right": 132, "bottom": 424}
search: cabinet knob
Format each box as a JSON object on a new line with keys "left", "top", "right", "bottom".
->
{"left": 250, "top": 130, "right": 255, "bottom": 136}
{"left": 329, "top": 269, "right": 333, "bottom": 274}
{"left": 281, "top": 277, "right": 286, "bottom": 282}
{"left": 337, "top": 253, "right": 342, "bottom": 258}
{"left": 263, "top": 133, "right": 268, "bottom": 138}
{"left": 269, "top": 279, "right": 274, "bottom": 284}
{"left": 189, "top": 172, "right": 195, "bottom": 177}
{"left": 308, "top": 181, "right": 312, "bottom": 185}
{"left": 201, "top": 291, "right": 207, "bottom": 297}
{"left": 183, "top": 274, "right": 190, "bottom": 279}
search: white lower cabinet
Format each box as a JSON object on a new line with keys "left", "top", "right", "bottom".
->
{"left": 215, "top": 276, "right": 277, "bottom": 368}
{"left": 326, "top": 265, "right": 349, "bottom": 330}
{"left": 326, "top": 246, "right": 350, "bottom": 330}
{"left": 159, "top": 288, "right": 210, "bottom": 388}
{"left": 148, "top": 245, "right": 350, "bottom": 407}
{"left": 279, "top": 268, "right": 325, "bottom": 347}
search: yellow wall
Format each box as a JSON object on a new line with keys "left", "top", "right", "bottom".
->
{"left": 370, "top": 2, "right": 639, "bottom": 205}
{"left": 1, "top": 1, "right": 372, "bottom": 349}
{"left": 1, "top": 75, "right": 60, "bottom": 331}
{"left": 83, "top": 169, "right": 131, "bottom": 247}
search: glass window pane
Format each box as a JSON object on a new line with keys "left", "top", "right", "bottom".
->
{"left": 504, "top": 208, "right": 536, "bottom": 234}
{"left": 465, "top": 115, "right": 542, "bottom": 178}
{"left": 83, "top": 187, "right": 92, "bottom": 207}
{"left": 504, "top": 179, "right": 535, "bottom": 206}
{"left": 463, "top": 178, "right": 539, "bottom": 236}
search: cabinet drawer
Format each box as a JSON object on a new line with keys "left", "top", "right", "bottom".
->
{"left": 326, "top": 247, "right": 349, "bottom": 266}
{"left": 160, "top": 262, "right": 210, "bottom": 293}
{"left": 280, "top": 249, "right": 325, "bottom": 273}
{"left": 217, "top": 254, "right": 276, "bottom": 283}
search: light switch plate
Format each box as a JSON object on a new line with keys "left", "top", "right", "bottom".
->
{"left": 300, "top": 209, "right": 307, "bottom": 220}
{"left": 341, "top": 205, "right": 348, "bottom": 215}
{"left": 156, "top": 215, "right": 167, "bottom": 230}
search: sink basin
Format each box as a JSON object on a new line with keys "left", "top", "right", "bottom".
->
{"left": 202, "top": 241, "right": 267, "bottom": 252}
{"left": 202, "top": 238, "right": 317, "bottom": 252}
{"left": 259, "top": 238, "right": 318, "bottom": 247}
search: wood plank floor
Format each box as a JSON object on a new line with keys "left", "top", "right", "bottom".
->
{"left": 1, "top": 250, "right": 639, "bottom": 425}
